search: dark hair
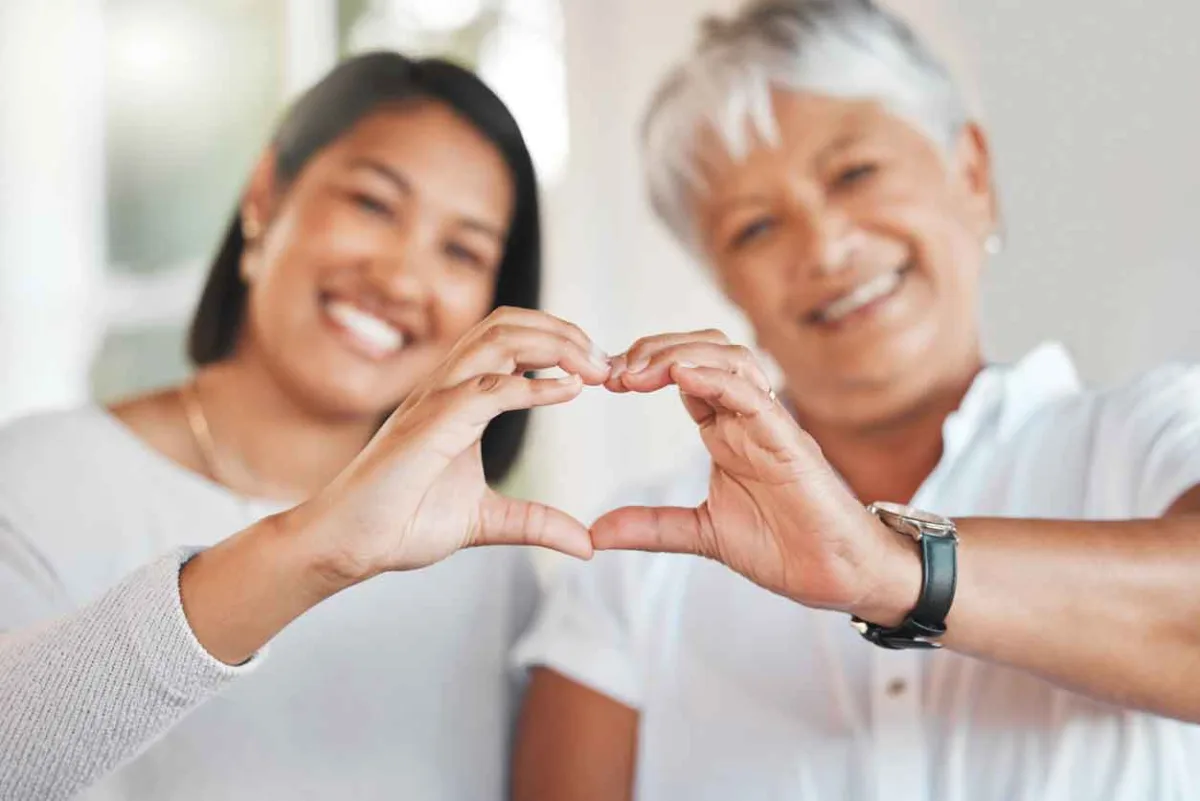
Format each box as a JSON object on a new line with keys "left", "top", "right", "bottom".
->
{"left": 188, "top": 52, "right": 541, "bottom": 484}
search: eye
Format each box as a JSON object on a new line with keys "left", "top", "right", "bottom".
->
{"left": 729, "top": 217, "right": 778, "bottom": 251}
{"left": 832, "top": 163, "right": 878, "bottom": 190}
{"left": 350, "top": 191, "right": 393, "bottom": 218}
{"left": 445, "top": 241, "right": 487, "bottom": 271}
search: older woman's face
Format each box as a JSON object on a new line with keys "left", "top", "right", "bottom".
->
{"left": 694, "top": 90, "right": 995, "bottom": 427}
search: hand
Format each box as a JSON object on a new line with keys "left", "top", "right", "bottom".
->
{"left": 594, "top": 330, "right": 919, "bottom": 623}
{"left": 289, "top": 307, "right": 612, "bottom": 585}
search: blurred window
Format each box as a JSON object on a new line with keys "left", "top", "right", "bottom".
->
{"left": 94, "top": 0, "right": 566, "bottom": 400}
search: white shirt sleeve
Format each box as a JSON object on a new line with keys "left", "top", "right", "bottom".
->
{"left": 0, "top": 523, "right": 262, "bottom": 800}
{"left": 510, "top": 550, "right": 661, "bottom": 709}
{"left": 1094, "top": 364, "right": 1200, "bottom": 516}
{"left": 511, "top": 460, "right": 710, "bottom": 710}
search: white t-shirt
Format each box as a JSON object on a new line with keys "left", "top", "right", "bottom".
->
{"left": 0, "top": 407, "right": 537, "bottom": 801}
{"left": 514, "top": 343, "right": 1200, "bottom": 801}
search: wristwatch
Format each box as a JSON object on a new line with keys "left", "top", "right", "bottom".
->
{"left": 850, "top": 501, "right": 958, "bottom": 650}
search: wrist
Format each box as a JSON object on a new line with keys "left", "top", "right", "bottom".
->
{"left": 272, "top": 500, "right": 373, "bottom": 597}
{"left": 179, "top": 513, "right": 349, "bottom": 666}
{"left": 847, "top": 517, "right": 923, "bottom": 628}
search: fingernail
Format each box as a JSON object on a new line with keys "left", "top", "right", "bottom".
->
{"left": 556, "top": 374, "right": 582, "bottom": 385}
{"left": 676, "top": 361, "right": 697, "bottom": 369}
{"left": 609, "top": 356, "right": 627, "bottom": 381}
{"left": 628, "top": 357, "right": 649, "bottom": 374}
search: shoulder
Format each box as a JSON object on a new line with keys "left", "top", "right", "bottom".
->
{"left": 1027, "top": 362, "right": 1200, "bottom": 439}
{"left": 0, "top": 404, "right": 163, "bottom": 529}
{"left": 0, "top": 405, "right": 221, "bottom": 602}
{"left": 0, "top": 405, "right": 129, "bottom": 479}
{"left": 1021, "top": 363, "right": 1200, "bottom": 515}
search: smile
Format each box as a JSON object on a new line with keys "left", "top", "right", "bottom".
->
{"left": 323, "top": 297, "right": 408, "bottom": 360}
{"left": 809, "top": 264, "right": 911, "bottom": 326}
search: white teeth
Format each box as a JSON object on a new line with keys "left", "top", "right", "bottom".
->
{"left": 819, "top": 270, "right": 903, "bottom": 323}
{"left": 326, "top": 300, "right": 405, "bottom": 354}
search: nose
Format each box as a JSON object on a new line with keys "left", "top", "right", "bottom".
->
{"left": 787, "top": 203, "right": 864, "bottom": 281}
{"left": 364, "top": 224, "right": 433, "bottom": 305}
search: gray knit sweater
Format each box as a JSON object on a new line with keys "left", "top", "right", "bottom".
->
{"left": 0, "top": 551, "right": 257, "bottom": 800}
{"left": 0, "top": 407, "right": 533, "bottom": 801}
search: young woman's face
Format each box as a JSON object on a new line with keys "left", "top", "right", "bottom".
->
{"left": 693, "top": 90, "right": 996, "bottom": 428}
{"left": 239, "top": 101, "right": 515, "bottom": 419}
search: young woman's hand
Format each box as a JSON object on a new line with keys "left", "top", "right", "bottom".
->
{"left": 180, "top": 308, "right": 610, "bottom": 665}
{"left": 292, "top": 306, "right": 612, "bottom": 583}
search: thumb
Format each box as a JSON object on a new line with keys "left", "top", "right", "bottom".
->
{"left": 473, "top": 491, "right": 594, "bottom": 560}
{"left": 590, "top": 505, "right": 711, "bottom": 556}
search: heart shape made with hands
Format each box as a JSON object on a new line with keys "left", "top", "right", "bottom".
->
{"left": 541, "top": 338, "right": 903, "bottom": 617}
{"left": 515, "top": 328, "right": 820, "bottom": 565}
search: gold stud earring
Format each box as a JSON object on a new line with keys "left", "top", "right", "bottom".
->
{"left": 242, "top": 216, "right": 262, "bottom": 242}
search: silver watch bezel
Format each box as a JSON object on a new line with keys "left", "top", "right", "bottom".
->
{"left": 867, "top": 500, "right": 957, "bottom": 541}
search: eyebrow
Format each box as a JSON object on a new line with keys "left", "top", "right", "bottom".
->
{"left": 347, "top": 157, "right": 506, "bottom": 241}
{"left": 707, "top": 128, "right": 872, "bottom": 217}
{"left": 815, "top": 131, "right": 867, "bottom": 168}
{"left": 348, "top": 157, "right": 413, "bottom": 195}
{"left": 708, "top": 192, "right": 775, "bottom": 217}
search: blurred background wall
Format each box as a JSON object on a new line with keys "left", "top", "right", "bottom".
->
{"left": 1, "top": 0, "right": 1197, "bottom": 535}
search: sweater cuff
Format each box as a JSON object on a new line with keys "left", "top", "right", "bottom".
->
{"left": 127, "top": 547, "right": 266, "bottom": 701}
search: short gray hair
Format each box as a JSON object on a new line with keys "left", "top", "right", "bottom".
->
{"left": 643, "top": 0, "right": 969, "bottom": 252}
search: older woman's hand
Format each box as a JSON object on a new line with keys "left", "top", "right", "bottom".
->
{"left": 596, "top": 330, "right": 919, "bottom": 622}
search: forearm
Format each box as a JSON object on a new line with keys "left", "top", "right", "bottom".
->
{"left": 0, "top": 551, "right": 257, "bottom": 800}
{"left": 938, "top": 513, "right": 1200, "bottom": 720}
{"left": 179, "top": 507, "right": 356, "bottom": 665}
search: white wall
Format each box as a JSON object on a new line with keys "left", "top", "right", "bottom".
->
{"left": 959, "top": 0, "right": 1200, "bottom": 382}
{"left": 527, "top": 0, "right": 1200, "bottom": 534}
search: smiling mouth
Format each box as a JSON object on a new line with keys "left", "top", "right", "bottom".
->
{"left": 807, "top": 263, "right": 913, "bottom": 326}
{"left": 323, "top": 297, "right": 409, "bottom": 359}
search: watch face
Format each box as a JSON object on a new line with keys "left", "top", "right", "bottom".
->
{"left": 870, "top": 501, "right": 955, "bottom": 535}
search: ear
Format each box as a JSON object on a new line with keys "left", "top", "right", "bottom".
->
{"left": 238, "top": 148, "right": 280, "bottom": 281}
{"left": 951, "top": 122, "right": 999, "bottom": 241}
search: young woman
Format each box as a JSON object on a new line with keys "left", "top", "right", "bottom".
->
{"left": 512, "top": 2, "right": 1200, "bottom": 800}
{"left": 0, "top": 52, "right": 609, "bottom": 800}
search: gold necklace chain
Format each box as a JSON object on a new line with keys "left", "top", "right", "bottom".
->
{"left": 180, "top": 379, "right": 259, "bottom": 495}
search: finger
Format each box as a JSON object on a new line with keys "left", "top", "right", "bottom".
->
{"left": 670, "top": 365, "right": 798, "bottom": 447}
{"left": 618, "top": 342, "right": 770, "bottom": 394}
{"left": 384, "top": 374, "right": 583, "bottom": 474}
{"left": 607, "top": 329, "right": 728, "bottom": 390}
{"left": 473, "top": 491, "right": 594, "bottom": 560}
{"left": 677, "top": 386, "right": 717, "bottom": 427}
{"left": 444, "top": 373, "right": 585, "bottom": 430}
{"left": 485, "top": 307, "right": 605, "bottom": 365}
{"left": 446, "top": 326, "right": 611, "bottom": 387}
{"left": 590, "top": 505, "right": 711, "bottom": 557}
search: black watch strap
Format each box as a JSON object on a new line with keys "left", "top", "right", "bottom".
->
{"left": 851, "top": 511, "right": 957, "bottom": 650}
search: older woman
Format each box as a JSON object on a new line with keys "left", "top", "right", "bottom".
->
{"left": 511, "top": 2, "right": 1200, "bottom": 800}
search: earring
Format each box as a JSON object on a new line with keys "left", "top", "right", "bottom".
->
{"left": 984, "top": 233, "right": 1004, "bottom": 256}
{"left": 242, "top": 216, "right": 262, "bottom": 242}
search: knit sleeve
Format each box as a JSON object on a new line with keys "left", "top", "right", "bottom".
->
{"left": 0, "top": 540, "right": 263, "bottom": 801}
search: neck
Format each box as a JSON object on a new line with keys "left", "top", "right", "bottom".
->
{"left": 791, "top": 359, "right": 983, "bottom": 505}
{"left": 191, "top": 356, "right": 380, "bottom": 502}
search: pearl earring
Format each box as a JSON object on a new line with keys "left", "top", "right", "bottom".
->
{"left": 984, "top": 233, "right": 1003, "bottom": 256}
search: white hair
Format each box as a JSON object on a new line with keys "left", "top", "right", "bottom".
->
{"left": 643, "top": 0, "right": 969, "bottom": 252}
